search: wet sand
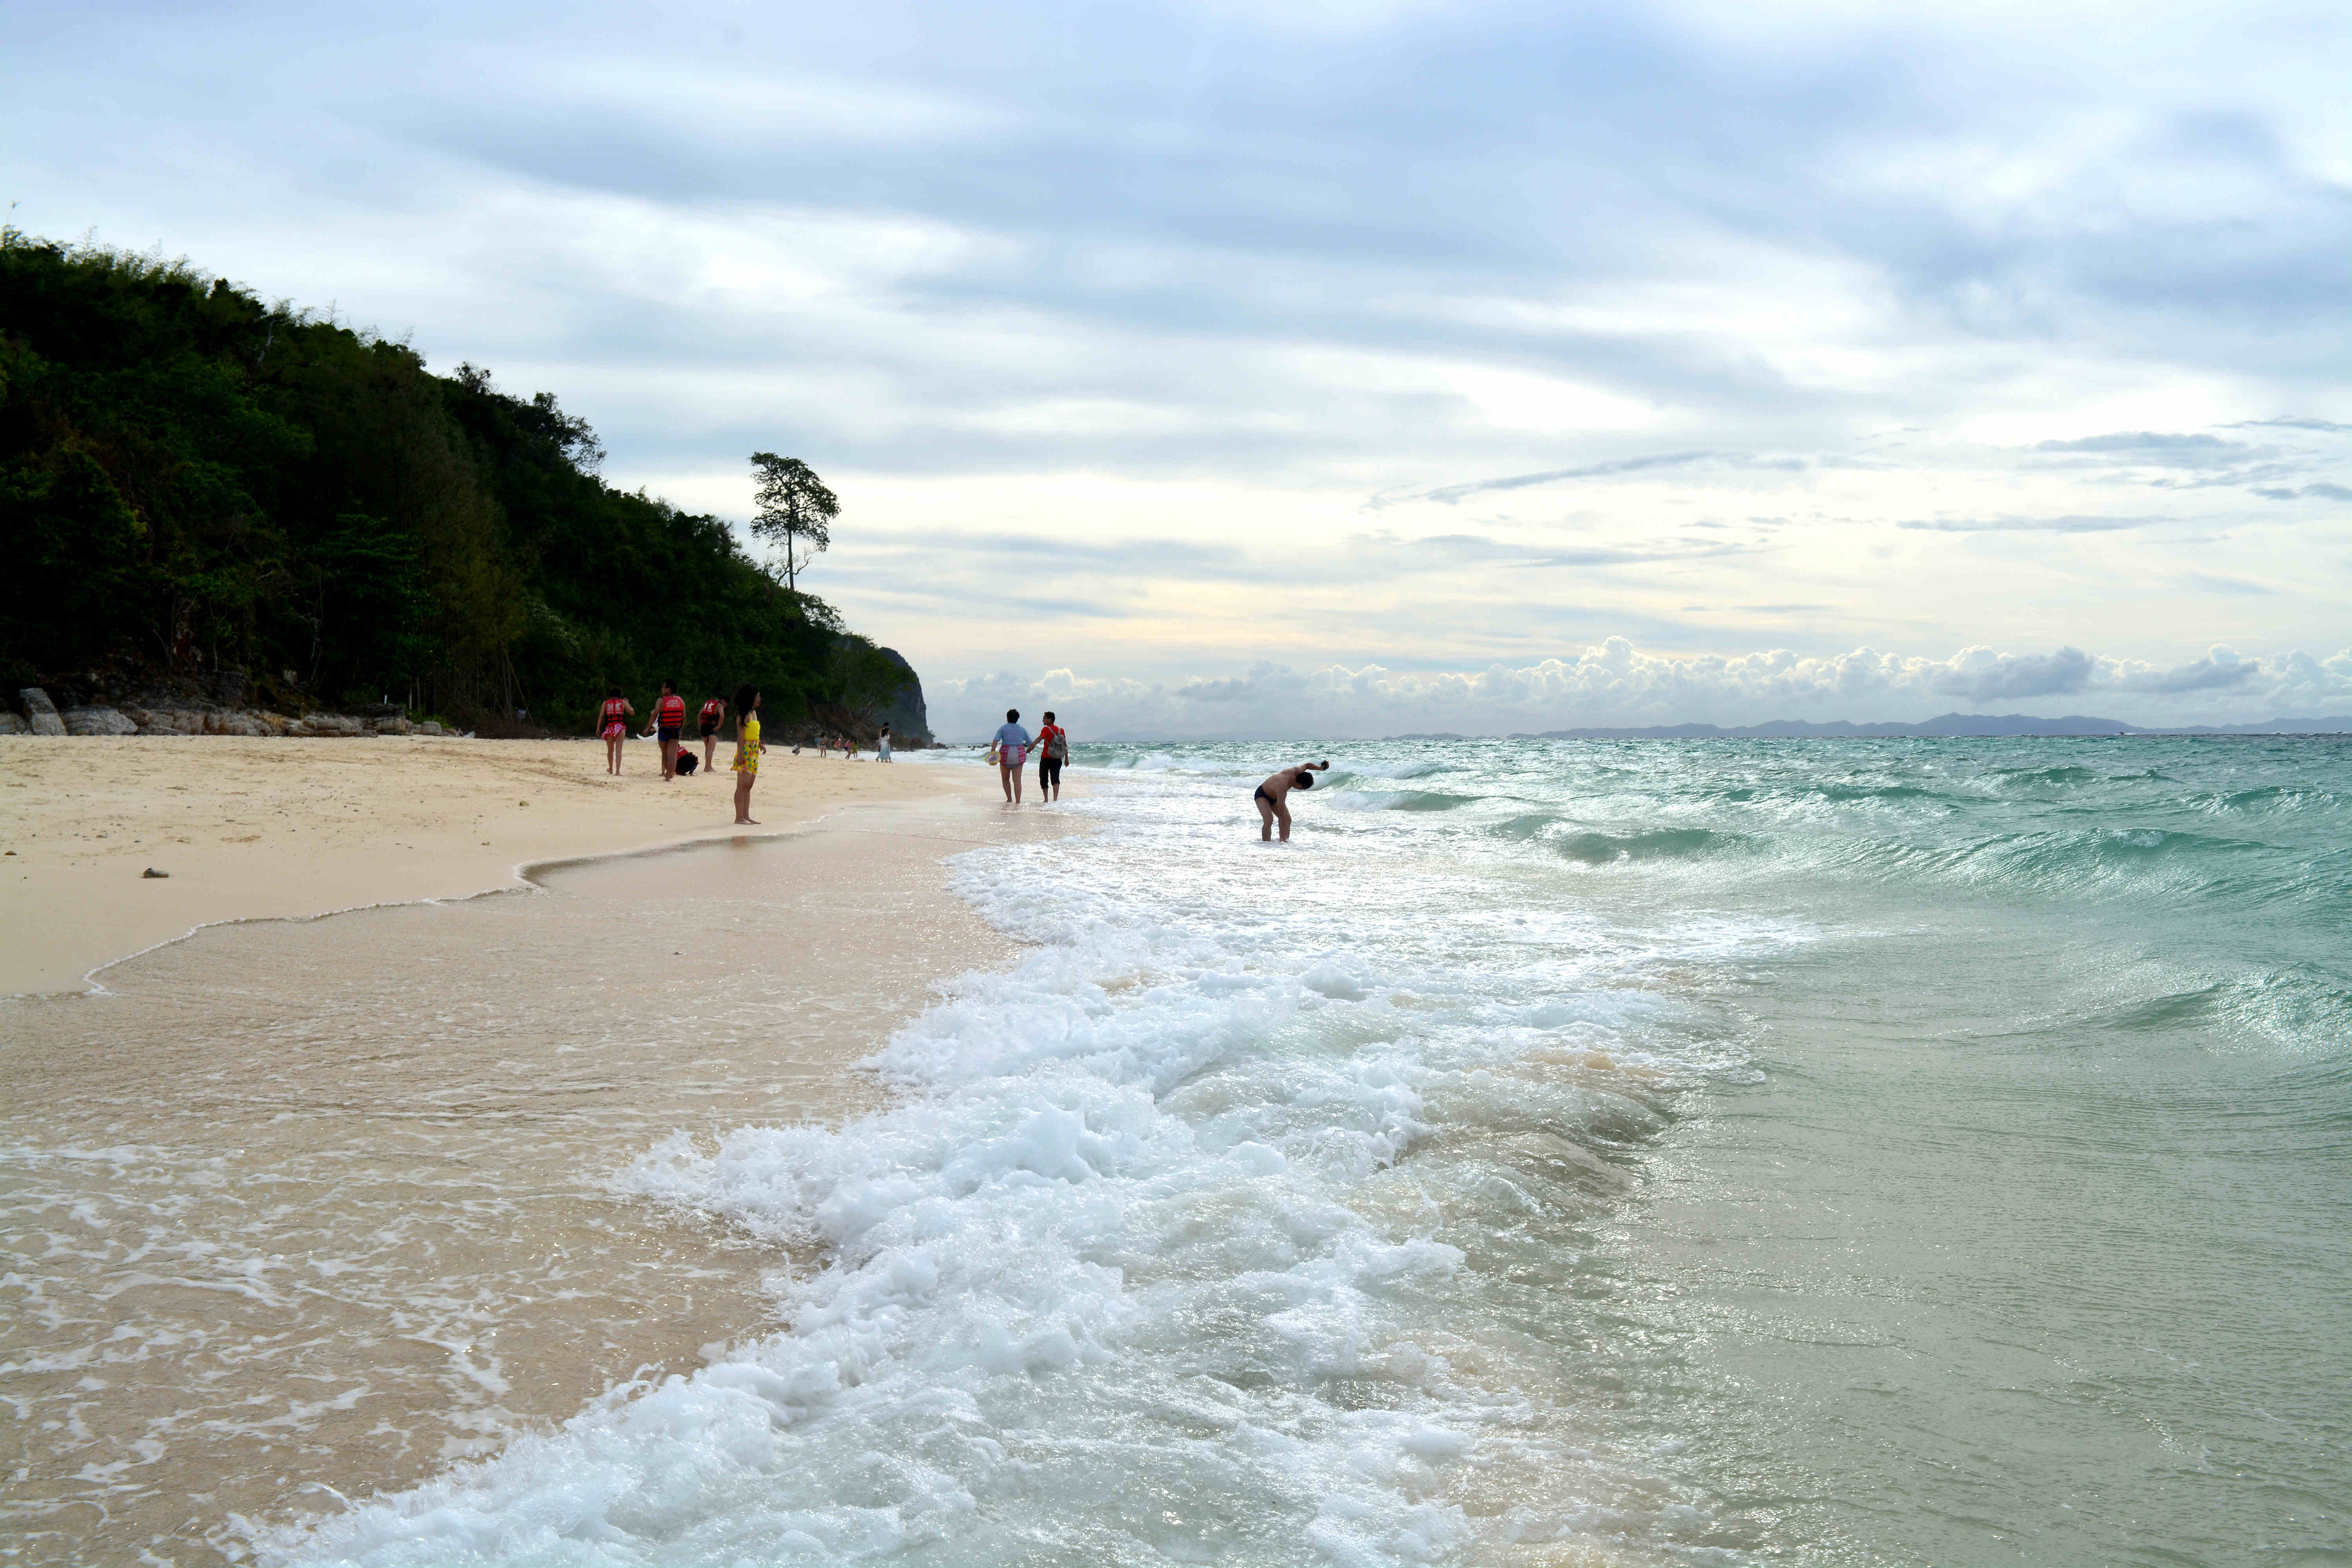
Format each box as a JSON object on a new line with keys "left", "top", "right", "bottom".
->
{"left": 0, "top": 786, "right": 1076, "bottom": 1566}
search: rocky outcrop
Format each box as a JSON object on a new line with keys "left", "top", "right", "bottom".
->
{"left": 8, "top": 689, "right": 459, "bottom": 738}
{"left": 874, "top": 647, "right": 932, "bottom": 744}
{"left": 63, "top": 706, "right": 139, "bottom": 736}
{"left": 18, "top": 688, "right": 66, "bottom": 736}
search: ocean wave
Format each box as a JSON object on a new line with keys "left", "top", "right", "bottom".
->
{"left": 1327, "top": 788, "right": 1478, "bottom": 812}
{"left": 1102, "top": 750, "right": 1240, "bottom": 775}
{"left": 1989, "top": 764, "right": 2101, "bottom": 788}
{"left": 2084, "top": 965, "right": 2352, "bottom": 1057}
{"left": 1807, "top": 781, "right": 1944, "bottom": 803}
{"left": 1808, "top": 825, "right": 2336, "bottom": 913}
{"left": 261, "top": 777, "right": 1746, "bottom": 1567}
{"left": 1344, "top": 759, "right": 1457, "bottom": 781}
{"left": 2201, "top": 784, "right": 2341, "bottom": 815}
{"left": 1552, "top": 828, "right": 1742, "bottom": 865}
{"left": 241, "top": 737, "right": 2349, "bottom": 1567}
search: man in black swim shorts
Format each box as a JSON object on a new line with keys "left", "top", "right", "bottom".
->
{"left": 1253, "top": 760, "right": 1330, "bottom": 842}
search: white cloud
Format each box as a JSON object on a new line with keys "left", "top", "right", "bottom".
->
{"left": 926, "top": 639, "right": 2352, "bottom": 740}
{"left": 7, "top": 0, "right": 2345, "bottom": 719}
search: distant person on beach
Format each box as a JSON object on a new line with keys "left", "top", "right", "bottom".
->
{"left": 991, "top": 709, "right": 1031, "bottom": 803}
{"left": 697, "top": 693, "right": 726, "bottom": 773}
{"left": 1036, "top": 711, "right": 1067, "bottom": 802}
{"left": 1253, "top": 760, "right": 1331, "bottom": 842}
{"left": 731, "top": 684, "right": 763, "bottom": 824}
{"left": 653, "top": 680, "right": 687, "bottom": 780}
{"left": 596, "top": 686, "right": 633, "bottom": 775}
{"left": 877, "top": 725, "right": 893, "bottom": 762}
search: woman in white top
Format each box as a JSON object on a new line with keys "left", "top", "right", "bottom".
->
{"left": 877, "top": 726, "right": 893, "bottom": 761}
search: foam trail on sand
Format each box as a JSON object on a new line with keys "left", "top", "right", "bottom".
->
{"left": 260, "top": 760, "right": 1757, "bottom": 1566}
{"left": 249, "top": 735, "right": 2350, "bottom": 1567}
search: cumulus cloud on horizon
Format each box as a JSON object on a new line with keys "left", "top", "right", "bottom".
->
{"left": 925, "top": 639, "right": 2352, "bottom": 742}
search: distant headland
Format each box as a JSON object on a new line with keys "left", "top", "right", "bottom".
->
{"left": 1380, "top": 712, "right": 2352, "bottom": 741}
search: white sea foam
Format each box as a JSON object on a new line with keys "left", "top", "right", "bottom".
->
{"left": 259, "top": 760, "right": 1779, "bottom": 1566}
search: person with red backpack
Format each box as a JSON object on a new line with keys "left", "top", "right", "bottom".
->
{"left": 595, "top": 686, "right": 634, "bottom": 775}
{"left": 1036, "top": 711, "right": 1069, "bottom": 802}
{"left": 697, "top": 693, "right": 727, "bottom": 775}
{"left": 651, "top": 679, "right": 689, "bottom": 780}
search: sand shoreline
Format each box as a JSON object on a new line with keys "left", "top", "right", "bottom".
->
{"left": 0, "top": 743, "right": 1082, "bottom": 1565}
{"left": 0, "top": 735, "right": 987, "bottom": 996}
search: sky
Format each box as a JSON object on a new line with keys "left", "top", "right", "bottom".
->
{"left": 5, "top": 0, "right": 2347, "bottom": 739}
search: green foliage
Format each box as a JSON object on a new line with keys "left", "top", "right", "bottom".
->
{"left": 830, "top": 638, "right": 914, "bottom": 721}
{"left": 0, "top": 229, "right": 863, "bottom": 728}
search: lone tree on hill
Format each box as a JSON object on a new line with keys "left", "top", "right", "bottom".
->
{"left": 749, "top": 452, "right": 838, "bottom": 590}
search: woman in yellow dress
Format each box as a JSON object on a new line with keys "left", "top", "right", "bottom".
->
{"left": 731, "top": 684, "right": 762, "bottom": 825}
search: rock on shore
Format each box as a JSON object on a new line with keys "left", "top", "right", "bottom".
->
{"left": 7, "top": 688, "right": 460, "bottom": 739}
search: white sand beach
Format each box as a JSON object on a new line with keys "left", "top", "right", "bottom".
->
{"left": 0, "top": 735, "right": 978, "bottom": 996}
{"left": 0, "top": 735, "right": 1078, "bottom": 1563}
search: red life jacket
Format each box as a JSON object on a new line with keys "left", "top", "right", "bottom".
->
{"left": 657, "top": 695, "right": 686, "bottom": 726}
{"left": 699, "top": 700, "right": 723, "bottom": 723}
{"left": 601, "top": 698, "right": 628, "bottom": 728}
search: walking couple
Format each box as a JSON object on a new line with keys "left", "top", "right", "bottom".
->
{"left": 988, "top": 708, "right": 1067, "bottom": 804}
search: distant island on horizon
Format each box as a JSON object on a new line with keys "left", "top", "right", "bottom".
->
{"left": 1413, "top": 711, "right": 2352, "bottom": 740}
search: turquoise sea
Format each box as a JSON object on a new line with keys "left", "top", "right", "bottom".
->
{"left": 278, "top": 735, "right": 2347, "bottom": 1567}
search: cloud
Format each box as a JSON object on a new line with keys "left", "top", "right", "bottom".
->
{"left": 926, "top": 638, "right": 2352, "bottom": 740}
{"left": 1382, "top": 451, "right": 1721, "bottom": 508}
{"left": 2250, "top": 482, "right": 2352, "bottom": 502}
{"left": 1931, "top": 645, "right": 2094, "bottom": 701}
{"left": 2178, "top": 571, "right": 2275, "bottom": 595}
{"left": 1896, "top": 514, "right": 2159, "bottom": 533}
{"left": 2033, "top": 432, "right": 2245, "bottom": 459}
{"left": 7, "top": 0, "right": 2345, "bottom": 713}
{"left": 2113, "top": 647, "right": 2265, "bottom": 693}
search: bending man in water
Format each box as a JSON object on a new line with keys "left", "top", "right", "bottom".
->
{"left": 1253, "top": 760, "right": 1330, "bottom": 842}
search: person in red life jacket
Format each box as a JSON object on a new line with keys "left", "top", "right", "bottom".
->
{"left": 697, "top": 693, "right": 727, "bottom": 775}
{"left": 1035, "top": 711, "right": 1068, "bottom": 802}
{"left": 651, "top": 679, "right": 689, "bottom": 780}
{"left": 595, "top": 686, "right": 634, "bottom": 775}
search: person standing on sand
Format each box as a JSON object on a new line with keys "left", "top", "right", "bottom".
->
{"left": 877, "top": 725, "right": 893, "bottom": 761}
{"left": 697, "top": 693, "right": 726, "bottom": 774}
{"left": 596, "top": 686, "right": 634, "bottom": 775}
{"left": 653, "top": 679, "right": 688, "bottom": 780}
{"left": 1252, "top": 760, "right": 1331, "bottom": 842}
{"left": 1035, "top": 711, "right": 1067, "bottom": 802}
{"left": 731, "top": 685, "right": 763, "bottom": 824}
{"left": 991, "top": 709, "right": 1031, "bottom": 803}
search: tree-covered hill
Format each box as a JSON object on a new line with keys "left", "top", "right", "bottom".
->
{"left": 0, "top": 229, "right": 908, "bottom": 733}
